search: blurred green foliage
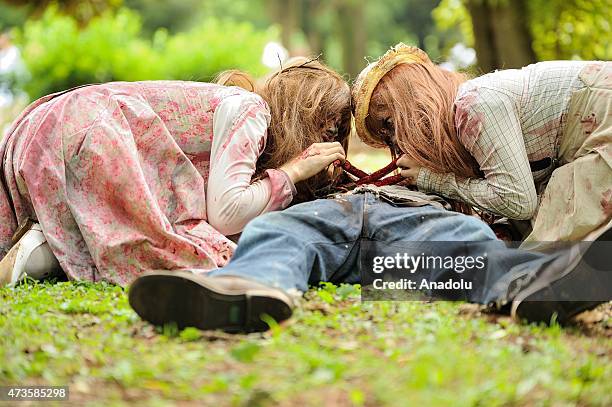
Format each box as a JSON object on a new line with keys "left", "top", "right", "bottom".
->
{"left": 123, "top": 0, "right": 209, "bottom": 35}
{"left": 11, "top": 6, "right": 274, "bottom": 98}
{"left": 0, "top": 2, "right": 28, "bottom": 31}
{"left": 527, "top": 0, "right": 611, "bottom": 61}
{"left": 2, "top": 0, "right": 123, "bottom": 26}
{"left": 1, "top": 0, "right": 610, "bottom": 101}
{"left": 433, "top": 0, "right": 611, "bottom": 61}
{"left": 432, "top": 0, "right": 474, "bottom": 55}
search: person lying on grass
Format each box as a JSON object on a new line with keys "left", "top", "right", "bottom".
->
{"left": 352, "top": 43, "right": 611, "bottom": 250}
{"left": 129, "top": 183, "right": 610, "bottom": 333}
{"left": 0, "top": 58, "right": 351, "bottom": 287}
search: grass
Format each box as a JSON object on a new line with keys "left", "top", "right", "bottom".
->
{"left": 0, "top": 281, "right": 610, "bottom": 406}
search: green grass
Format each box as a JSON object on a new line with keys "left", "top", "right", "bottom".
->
{"left": 1, "top": 281, "right": 610, "bottom": 406}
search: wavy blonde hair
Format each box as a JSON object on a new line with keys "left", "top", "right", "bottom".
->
{"left": 216, "top": 59, "right": 351, "bottom": 201}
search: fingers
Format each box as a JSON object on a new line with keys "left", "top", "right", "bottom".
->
{"left": 400, "top": 169, "right": 413, "bottom": 178}
{"left": 321, "top": 152, "right": 346, "bottom": 165}
{"left": 307, "top": 152, "right": 344, "bottom": 176}
{"left": 397, "top": 154, "right": 418, "bottom": 168}
{"left": 322, "top": 148, "right": 346, "bottom": 162}
{"left": 293, "top": 142, "right": 347, "bottom": 182}
{"left": 307, "top": 142, "right": 345, "bottom": 157}
{"left": 312, "top": 141, "right": 343, "bottom": 149}
{"left": 396, "top": 154, "right": 412, "bottom": 168}
{"left": 400, "top": 168, "right": 419, "bottom": 185}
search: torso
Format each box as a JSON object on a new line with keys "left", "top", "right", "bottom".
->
{"left": 456, "top": 61, "right": 590, "bottom": 182}
{"left": 16, "top": 81, "right": 251, "bottom": 185}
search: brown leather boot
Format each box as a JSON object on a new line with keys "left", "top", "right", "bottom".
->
{"left": 129, "top": 271, "right": 294, "bottom": 333}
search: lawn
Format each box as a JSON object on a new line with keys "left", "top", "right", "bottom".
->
{"left": 1, "top": 281, "right": 610, "bottom": 406}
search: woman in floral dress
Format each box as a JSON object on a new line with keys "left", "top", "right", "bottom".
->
{"left": 0, "top": 58, "right": 351, "bottom": 286}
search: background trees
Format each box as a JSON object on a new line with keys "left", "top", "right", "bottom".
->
{"left": 435, "top": 0, "right": 610, "bottom": 73}
{"left": 0, "top": 0, "right": 610, "bottom": 98}
{"left": 463, "top": 0, "right": 536, "bottom": 72}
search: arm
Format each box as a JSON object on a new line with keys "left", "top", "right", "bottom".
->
{"left": 416, "top": 89, "right": 538, "bottom": 220}
{"left": 206, "top": 94, "right": 296, "bottom": 236}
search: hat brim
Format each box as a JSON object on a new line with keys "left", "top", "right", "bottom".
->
{"left": 352, "top": 44, "right": 430, "bottom": 148}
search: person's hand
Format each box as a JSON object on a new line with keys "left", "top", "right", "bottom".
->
{"left": 397, "top": 154, "right": 422, "bottom": 185}
{"left": 280, "top": 142, "right": 346, "bottom": 184}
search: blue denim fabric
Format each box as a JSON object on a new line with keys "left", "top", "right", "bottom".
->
{"left": 208, "top": 193, "right": 553, "bottom": 304}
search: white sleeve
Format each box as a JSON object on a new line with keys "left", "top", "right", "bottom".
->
{"left": 206, "top": 93, "right": 296, "bottom": 236}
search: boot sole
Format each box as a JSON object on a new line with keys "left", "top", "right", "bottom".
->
{"left": 129, "top": 271, "right": 293, "bottom": 333}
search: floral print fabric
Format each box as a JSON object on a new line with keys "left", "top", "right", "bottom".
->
{"left": 0, "top": 81, "right": 292, "bottom": 286}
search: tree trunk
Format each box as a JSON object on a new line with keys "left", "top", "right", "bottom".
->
{"left": 490, "top": 0, "right": 536, "bottom": 68}
{"left": 466, "top": 0, "right": 497, "bottom": 73}
{"left": 266, "top": 0, "right": 301, "bottom": 52}
{"left": 466, "top": 0, "right": 536, "bottom": 72}
{"left": 336, "top": 0, "right": 366, "bottom": 79}
{"left": 300, "top": 0, "right": 326, "bottom": 56}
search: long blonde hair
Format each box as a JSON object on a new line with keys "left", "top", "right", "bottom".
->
{"left": 365, "top": 63, "right": 480, "bottom": 178}
{"left": 215, "top": 59, "right": 351, "bottom": 200}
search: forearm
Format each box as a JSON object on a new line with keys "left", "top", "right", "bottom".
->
{"left": 416, "top": 168, "right": 537, "bottom": 220}
{"left": 207, "top": 169, "right": 295, "bottom": 235}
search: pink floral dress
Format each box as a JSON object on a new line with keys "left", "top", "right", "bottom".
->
{"left": 0, "top": 81, "right": 295, "bottom": 285}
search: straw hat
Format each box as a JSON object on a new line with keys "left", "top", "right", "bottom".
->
{"left": 352, "top": 43, "right": 430, "bottom": 147}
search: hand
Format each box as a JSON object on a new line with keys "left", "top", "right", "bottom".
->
{"left": 280, "top": 142, "right": 346, "bottom": 184}
{"left": 397, "top": 154, "right": 422, "bottom": 185}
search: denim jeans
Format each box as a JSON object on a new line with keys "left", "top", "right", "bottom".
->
{"left": 209, "top": 192, "right": 554, "bottom": 305}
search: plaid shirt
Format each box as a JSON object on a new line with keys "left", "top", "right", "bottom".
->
{"left": 417, "top": 61, "right": 589, "bottom": 219}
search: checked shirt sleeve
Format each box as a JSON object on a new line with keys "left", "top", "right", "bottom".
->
{"left": 417, "top": 87, "right": 538, "bottom": 220}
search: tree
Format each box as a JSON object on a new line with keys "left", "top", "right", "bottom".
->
{"left": 434, "top": 0, "right": 611, "bottom": 72}
{"left": 336, "top": 0, "right": 366, "bottom": 79}
{"left": 3, "top": 0, "right": 122, "bottom": 25}
{"left": 465, "top": 0, "right": 536, "bottom": 72}
{"left": 527, "top": 0, "right": 611, "bottom": 61}
{"left": 266, "top": 0, "right": 301, "bottom": 53}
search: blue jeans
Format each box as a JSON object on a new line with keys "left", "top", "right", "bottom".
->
{"left": 209, "top": 193, "right": 553, "bottom": 304}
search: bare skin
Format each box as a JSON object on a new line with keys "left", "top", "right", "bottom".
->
{"left": 280, "top": 141, "right": 345, "bottom": 184}
{"left": 279, "top": 118, "right": 348, "bottom": 186}
{"left": 396, "top": 155, "right": 421, "bottom": 185}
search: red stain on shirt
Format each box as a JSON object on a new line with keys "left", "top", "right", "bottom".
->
{"left": 264, "top": 169, "right": 293, "bottom": 210}
{"left": 220, "top": 105, "right": 260, "bottom": 153}
{"left": 601, "top": 189, "right": 612, "bottom": 216}
{"left": 580, "top": 113, "right": 597, "bottom": 135}
{"left": 455, "top": 91, "right": 484, "bottom": 149}
{"left": 526, "top": 116, "right": 563, "bottom": 161}
{"left": 209, "top": 96, "right": 222, "bottom": 111}
{"left": 583, "top": 63, "right": 603, "bottom": 76}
